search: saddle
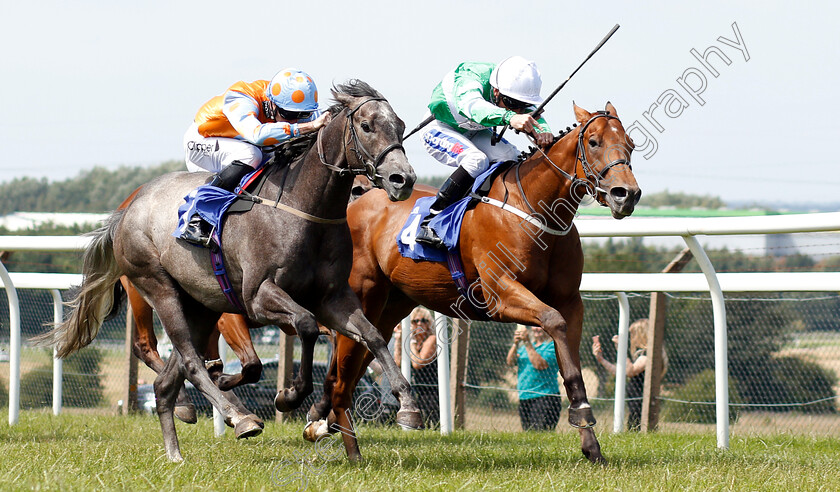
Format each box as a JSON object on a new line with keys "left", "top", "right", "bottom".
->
{"left": 172, "top": 135, "right": 317, "bottom": 311}
{"left": 395, "top": 159, "right": 520, "bottom": 321}
{"left": 396, "top": 160, "right": 516, "bottom": 262}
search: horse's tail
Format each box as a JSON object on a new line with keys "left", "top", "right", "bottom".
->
{"left": 31, "top": 209, "right": 126, "bottom": 358}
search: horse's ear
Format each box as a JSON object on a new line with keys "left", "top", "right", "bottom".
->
{"left": 605, "top": 101, "right": 619, "bottom": 119}
{"left": 332, "top": 89, "right": 355, "bottom": 108}
{"left": 573, "top": 102, "right": 591, "bottom": 125}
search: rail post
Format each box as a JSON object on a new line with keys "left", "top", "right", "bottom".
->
{"left": 613, "top": 292, "right": 630, "bottom": 433}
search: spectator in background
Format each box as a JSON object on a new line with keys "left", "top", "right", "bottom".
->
{"left": 506, "top": 324, "right": 562, "bottom": 431}
{"left": 394, "top": 307, "right": 440, "bottom": 427}
{"left": 592, "top": 318, "right": 668, "bottom": 431}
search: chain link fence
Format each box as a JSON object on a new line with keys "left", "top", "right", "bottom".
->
{"left": 0, "top": 290, "right": 335, "bottom": 418}
{"left": 457, "top": 292, "right": 840, "bottom": 435}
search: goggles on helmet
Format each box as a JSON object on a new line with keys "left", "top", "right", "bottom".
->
{"left": 276, "top": 107, "right": 313, "bottom": 121}
{"left": 500, "top": 94, "right": 531, "bottom": 111}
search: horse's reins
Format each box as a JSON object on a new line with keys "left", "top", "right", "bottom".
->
{"left": 246, "top": 98, "right": 406, "bottom": 225}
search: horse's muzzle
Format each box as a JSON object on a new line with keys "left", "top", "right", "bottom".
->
{"left": 607, "top": 186, "right": 641, "bottom": 218}
{"left": 382, "top": 170, "right": 416, "bottom": 201}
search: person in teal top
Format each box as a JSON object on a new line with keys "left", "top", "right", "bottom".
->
{"left": 415, "top": 56, "right": 554, "bottom": 248}
{"left": 506, "top": 324, "right": 562, "bottom": 431}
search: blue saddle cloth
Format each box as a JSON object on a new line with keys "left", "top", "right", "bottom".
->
{"left": 396, "top": 161, "right": 505, "bottom": 262}
{"left": 172, "top": 169, "right": 261, "bottom": 249}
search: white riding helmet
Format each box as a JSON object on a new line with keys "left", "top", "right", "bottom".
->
{"left": 489, "top": 56, "right": 544, "bottom": 106}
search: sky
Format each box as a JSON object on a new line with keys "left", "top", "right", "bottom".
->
{"left": 2, "top": 1, "right": 839, "bottom": 207}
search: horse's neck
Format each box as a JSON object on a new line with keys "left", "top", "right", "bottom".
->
{"left": 263, "top": 116, "right": 353, "bottom": 219}
{"left": 506, "top": 132, "right": 582, "bottom": 228}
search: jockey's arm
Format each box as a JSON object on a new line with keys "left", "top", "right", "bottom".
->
{"left": 452, "top": 72, "right": 514, "bottom": 129}
{"left": 452, "top": 71, "right": 553, "bottom": 146}
{"left": 223, "top": 90, "right": 321, "bottom": 146}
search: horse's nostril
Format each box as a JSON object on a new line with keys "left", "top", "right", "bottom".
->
{"left": 351, "top": 186, "right": 365, "bottom": 197}
{"left": 610, "top": 187, "right": 628, "bottom": 200}
{"left": 389, "top": 174, "right": 406, "bottom": 187}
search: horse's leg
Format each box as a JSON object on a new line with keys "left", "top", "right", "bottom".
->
{"left": 493, "top": 280, "right": 604, "bottom": 463}
{"left": 307, "top": 332, "right": 337, "bottom": 422}
{"left": 154, "top": 347, "right": 187, "bottom": 462}
{"left": 556, "top": 294, "right": 604, "bottom": 463}
{"left": 136, "top": 278, "right": 262, "bottom": 444}
{"left": 215, "top": 314, "right": 263, "bottom": 391}
{"left": 121, "top": 276, "right": 197, "bottom": 424}
{"left": 202, "top": 336, "right": 265, "bottom": 430}
{"left": 247, "top": 282, "right": 320, "bottom": 412}
{"left": 322, "top": 335, "right": 368, "bottom": 460}
{"left": 314, "top": 288, "right": 416, "bottom": 460}
{"left": 316, "top": 285, "right": 422, "bottom": 433}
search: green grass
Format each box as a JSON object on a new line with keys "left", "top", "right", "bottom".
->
{"left": 1, "top": 411, "right": 839, "bottom": 491}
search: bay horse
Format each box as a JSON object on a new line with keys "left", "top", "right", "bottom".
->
{"left": 122, "top": 173, "right": 374, "bottom": 424}
{"left": 307, "top": 102, "right": 641, "bottom": 463}
{"left": 34, "top": 80, "right": 423, "bottom": 462}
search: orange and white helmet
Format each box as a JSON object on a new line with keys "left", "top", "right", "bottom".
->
{"left": 266, "top": 68, "right": 319, "bottom": 112}
{"left": 489, "top": 56, "right": 544, "bottom": 106}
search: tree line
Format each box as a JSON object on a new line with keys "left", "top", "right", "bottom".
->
{"left": 1, "top": 161, "right": 735, "bottom": 217}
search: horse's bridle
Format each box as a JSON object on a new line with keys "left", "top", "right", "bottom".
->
{"left": 317, "top": 97, "right": 406, "bottom": 182}
{"left": 575, "top": 111, "right": 631, "bottom": 196}
{"left": 512, "top": 111, "right": 632, "bottom": 223}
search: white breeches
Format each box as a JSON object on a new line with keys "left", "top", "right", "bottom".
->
{"left": 183, "top": 123, "right": 263, "bottom": 173}
{"left": 421, "top": 120, "right": 520, "bottom": 178}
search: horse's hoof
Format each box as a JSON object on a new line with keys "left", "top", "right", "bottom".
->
{"left": 303, "top": 420, "right": 330, "bottom": 443}
{"left": 569, "top": 406, "right": 597, "bottom": 429}
{"left": 235, "top": 417, "right": 263, "bottom": 439}
{"left": 274, "top": 391, "right": 291, "bottom": 412}
{"left": 274, "top": 388, "right": 302, "bottom": 412}
{"left": 396, "top": 410, "right": 423, "bottom": 430}
{"left": 174, "top": 404, "right": 197, "bottom": 424}
{"left": 587, "top": 452, "right": 607, "bottom": 465}
{"left": 254, "top": 416, "right": 265, "bottom": 429}
{"left": 583, "top": 447, "right": 607, "bottom": 464}
{"left": 307, "top": 404, "right": 328, "bottom": 423}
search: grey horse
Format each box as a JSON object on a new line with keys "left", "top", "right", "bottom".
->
{"left": 34, "top": 80, "right": 421, "bottom": 462}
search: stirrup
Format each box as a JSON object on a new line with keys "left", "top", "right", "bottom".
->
{"left": 180, "top": 231, "right": 212, "bottom": 247}
{"left": 180, "top": 217, "right": 213, "bottom": 247}
{"left": 415, "top": 224, "right": 445, "bottom": 248}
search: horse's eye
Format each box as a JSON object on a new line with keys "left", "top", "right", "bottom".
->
{"left": 361, "top": 122, "right": 372, "bottom": 133}
{"left": 589, "top": 138, "right": 598, "bottom": 147}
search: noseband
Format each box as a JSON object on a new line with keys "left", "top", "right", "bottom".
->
{"left": 575, "top": 111, "right": 631, "bottom": 195}
{"left": 317, "top": 97, "right": 406, "bottom": 182}
{"left": 512, "top": 111, "right": 632, "bottom": 223}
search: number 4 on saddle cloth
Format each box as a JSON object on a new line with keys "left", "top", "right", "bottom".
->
{"left": 397, "top": 160, "right": 509, "bottom": 262}
{"left": 397, "top": 160, "right": 512, "bottom": 320}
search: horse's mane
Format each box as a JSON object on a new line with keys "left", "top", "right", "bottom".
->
{"left": 327, "top": 80, "right": 384, "bottom": 115}
{"left": 515, "top": 121, "right": 580, "bottom": 162}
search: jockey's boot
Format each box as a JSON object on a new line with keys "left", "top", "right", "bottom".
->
{"left": 208, "top": 160, "right": 253, "bottom": 192}
{"left": 180, "top": 215, "right": 213, "bottom": 247}
{"left": 180, "top": 161, "right": 254, "bottom": 247}
{"left": 415, "top": 166, "right": 475, "bottom": 249}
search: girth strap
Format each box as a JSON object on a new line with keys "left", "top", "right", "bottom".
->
{"left": 445, "top": 250, "right": 491, "bottom": 321}
{"left": 209, "top": 231, "right": 246, "bottom": 312}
